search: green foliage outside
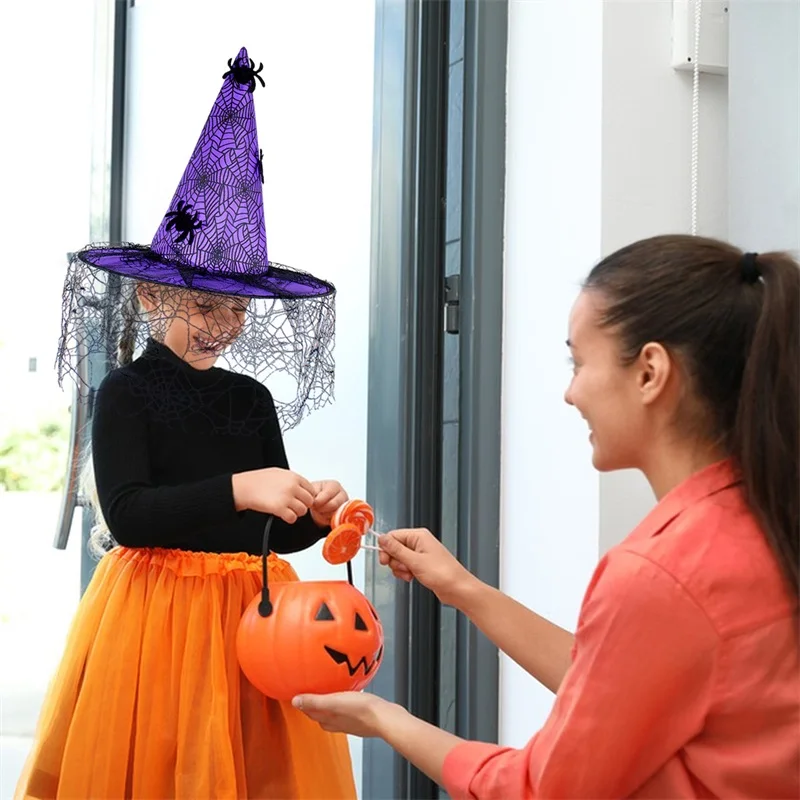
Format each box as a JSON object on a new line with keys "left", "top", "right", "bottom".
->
{"left": 0, "top": 407, "right": 70, "bottom": 492}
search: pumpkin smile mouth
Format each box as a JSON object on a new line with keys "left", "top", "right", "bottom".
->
{"left": 324, "top": 645, "right": 384, "bottom": 677}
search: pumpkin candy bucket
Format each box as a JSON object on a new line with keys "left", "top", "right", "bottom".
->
{"left": 237, "top": 511, "right": 384, "bottom": 701}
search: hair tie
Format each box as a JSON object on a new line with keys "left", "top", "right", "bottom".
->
{"left": 740, "top": 252, "right": 761, "bottom": 284}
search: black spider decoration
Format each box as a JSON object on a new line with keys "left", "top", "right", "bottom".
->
{"left": 223, "top": 57, "right": 266, "bottom": 93}
{"left": 164, "top": 201, "right": 202, "bottom": 245}
{"left": 257, "top": 149, "right": 264, "bottom": 184}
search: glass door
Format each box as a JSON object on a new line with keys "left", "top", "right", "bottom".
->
{"left": 0, "top": 0, "right": 107, "bottom": 793}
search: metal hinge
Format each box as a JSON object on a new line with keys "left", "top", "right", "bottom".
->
{"left": 444, "top": 274, "right": 460, "bottom": 335}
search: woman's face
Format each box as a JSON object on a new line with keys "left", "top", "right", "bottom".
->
{"left": 139, "top": 286, "right": 249, "bottom": 370}
{"left": 563, "top": 290, "right": 652, "bottom": 472}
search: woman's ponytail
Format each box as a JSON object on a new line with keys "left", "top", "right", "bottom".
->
{"left": 734, "top": 251, "right": 800, "bottom": 597}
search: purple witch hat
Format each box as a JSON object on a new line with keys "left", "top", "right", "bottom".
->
{"left": 76, "top": 47, "right": 333, "bottom": 299}
{"left": 58, "top": 48, "right": 336, "bottom": 434}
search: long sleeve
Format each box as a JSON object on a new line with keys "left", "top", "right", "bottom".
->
{"left": 91, "top": 371, "right": 240, "bottom": 547}
{"left": 257, "top": 387, "right": 328, "bottom": 555}
{"left": 441, "top": 552, "right": 720, "bottom": 799}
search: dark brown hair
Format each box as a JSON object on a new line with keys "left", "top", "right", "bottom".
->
{"left": 585, "top": 234, "right": 799, "bottom": 597}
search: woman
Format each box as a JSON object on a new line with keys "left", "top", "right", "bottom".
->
{"left": 293, "top": 235, "right": 800, "bottom": 798}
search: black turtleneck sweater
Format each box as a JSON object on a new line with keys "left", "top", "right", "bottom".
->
{"left": 91, "top": 339, "right": 327, "bottom": 555}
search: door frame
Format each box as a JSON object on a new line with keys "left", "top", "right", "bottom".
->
{"left": 364, "top": 0, "right": 507, "bottom": 796}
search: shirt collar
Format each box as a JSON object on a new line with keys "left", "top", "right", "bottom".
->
{"left": 628, "top": 459, "right": 741, "bottom": 542}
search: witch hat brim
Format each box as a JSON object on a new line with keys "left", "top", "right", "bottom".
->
{"left": 75, "top": 244, "right": 334, "bottom": 298}
{"left": 77, "top": 47, "right": 333, "bottom": 299}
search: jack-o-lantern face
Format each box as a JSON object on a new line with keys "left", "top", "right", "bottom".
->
{"left": 236, "top": 580, "right": 384, "bottom": 701}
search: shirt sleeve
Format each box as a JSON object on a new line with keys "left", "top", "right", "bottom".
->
{"left": 257, "top": 386, "right": 328, "bottom": 554}
{"left": 91, "top": 370, "right": 240, "bottom": 547}
{"left": 441, "top": 551, "right": 720, "bottom": 799}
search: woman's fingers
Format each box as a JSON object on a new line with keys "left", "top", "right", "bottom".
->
{"left": 388, "top": 558, "right": 413, "bottom": 582}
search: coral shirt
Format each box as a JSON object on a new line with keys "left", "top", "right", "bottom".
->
{"left": 442, "top": 461, "right": 799, "bottom": 798}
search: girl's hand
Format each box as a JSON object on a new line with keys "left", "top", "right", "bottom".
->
{"left": 292, "top": 692, "right": 401, "bottom": 738}
{"left": 232, "top": 468, "right": 316, "bottom": 524}
{"left": 310, "top": 480, "right": 348, "bottom": 528}
{"left": 378, "top": 528, "right": 478, "bottom": 608}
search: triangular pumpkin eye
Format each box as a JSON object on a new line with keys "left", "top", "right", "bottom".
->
{"left": 354, "top": 612, "right": 368, "bottom": 631}
{"left": 315, "top": 602, "right": 335, "bottom": 621}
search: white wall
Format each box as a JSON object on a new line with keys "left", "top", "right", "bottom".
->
{"left": 124, "top": 0, "right": 375, "bottom": 789}
{"left": 728, "top": 0, "right": 800, "bottom": 253}
{"left": 501, "top": 0, "right": 603, "bottom": 745}
{"left": 599, "top": 0, "right": 729, "bottom": 553}
{"left": 500, "top": 0, "right": 730, "bottom": 746}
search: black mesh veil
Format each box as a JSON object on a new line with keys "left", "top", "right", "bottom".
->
{"left": 57, "top": 250, "right": 335, "bottom": 434}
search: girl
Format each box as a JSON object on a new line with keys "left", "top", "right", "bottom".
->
{"left": 294, "top": 235, "right": 800, "bottom": 798}
{"left": 17, "top": 48, "right": 357, "bottom": 799}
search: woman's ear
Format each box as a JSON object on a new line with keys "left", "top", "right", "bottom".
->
{"left": 637, "top": 342, "right": 673, "bottom": 406}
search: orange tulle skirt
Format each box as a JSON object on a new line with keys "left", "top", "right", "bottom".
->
{"left": 15, "top": 547, "right": 357, "bottom": 799}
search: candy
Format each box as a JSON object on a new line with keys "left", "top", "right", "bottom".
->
{"left": 331, "top": 499, "right": 374, "bottom": 533}
{"left": 322, "top": 499, "right": 377, "bottom": 565}
{"left": 322, "top": 523, "right": 363, "bottom": 565}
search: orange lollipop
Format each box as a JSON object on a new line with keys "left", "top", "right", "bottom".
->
{"left": 323, "top": 499, "right": 377, "bottom": 565}
{"left": 322, "top": 522, "right": 363, "bottom": 565}
{"left": 331, "top": 499, "right": 375, "bottom": 533}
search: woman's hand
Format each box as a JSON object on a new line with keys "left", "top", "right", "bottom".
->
{"left": 310, "top": 480, "right": 348, "bottom": 528}
{"left": 232, "top": 468, "right": 316, "bottom": 524}
{"left": 292, "top": 692, "right": 403, "bottom": 738}
{"left": 293, "top": 691, "right": 465, "bottom": 788}
{"left": 378, "top": 528, "right": 479, "bottom": 609}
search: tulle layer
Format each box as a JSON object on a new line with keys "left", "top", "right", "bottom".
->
{"left": 15, "top": 547, "right": 356, "bottom": 799}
